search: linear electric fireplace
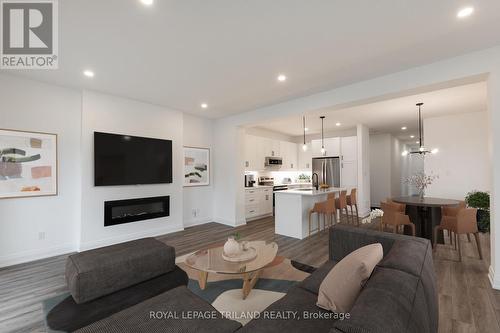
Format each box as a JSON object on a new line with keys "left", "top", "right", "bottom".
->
{"left": 104, "top": 196, "right": 170, "bottom": 226}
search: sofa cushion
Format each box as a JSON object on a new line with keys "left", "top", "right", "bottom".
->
{"left": 74, "top": 286, "right": 242, "bottom": 333}
{"left": 332, "top": 266, "right": 419, "bottom": 333}
{"left": 317, "top": 243, "right": 383, "bottom": 312}
{"left": 239, "top": 286, "right": 341, "bottom": 333}
{"left": 66, "top": 238, "right": 175, "bottom": 304}
{"left": 378, "top": 240, "right": 428, "bottom": 276}
{"left": 297, "top": 260, "right": 337, "bottom": 295}
{"left": 47, "top": 266, "right": 188, "bottom": 332}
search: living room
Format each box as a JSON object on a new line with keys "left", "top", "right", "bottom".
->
{"left": 1, "top": 1, "right": 500, "bottom": 332}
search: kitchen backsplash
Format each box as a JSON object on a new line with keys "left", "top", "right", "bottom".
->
{"left": 245, "top": 170, "right": 312, "bottom": 184}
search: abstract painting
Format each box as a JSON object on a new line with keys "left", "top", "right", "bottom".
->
{"left": 184, "top": 146, "right": 210, "bottom": 187}
{"left": 0, "top": 129, "right": 57, "bottom": 198}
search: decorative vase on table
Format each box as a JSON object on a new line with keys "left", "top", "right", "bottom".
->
{"left": 223, "top": 237, "right": 241, "bottom": 257}
{"left": 418, "top": 189, "right": 425, "bottom": 200}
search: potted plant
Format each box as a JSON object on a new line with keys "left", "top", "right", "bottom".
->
{"left": 465, "top": 191, "right": 490, "bottom": 232}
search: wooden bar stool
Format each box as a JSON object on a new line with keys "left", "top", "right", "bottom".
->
{"left": 308, "top": 201, "right": 326, "bottom": 236}
{"left": 380, "top": 202, "right": 416, "bottom": 236}
{"left": 346, "top": 188, "right": 359, "bottom": 226}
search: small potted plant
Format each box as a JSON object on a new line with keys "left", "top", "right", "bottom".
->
{"left": 465, "top": 191, "right": 490, "bottom": 232}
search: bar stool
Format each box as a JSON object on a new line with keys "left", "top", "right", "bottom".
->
{"left": 380, "top": 202, "right": 416, "bottom": 236}
{"left": 334, "top": 190, "right": 350, "bottom": 224}
{"left": 322, "top": 197, "right": 337, "bottom": 229}
{"left": 308, "top": 201, "right": 326, "bottom": 236}
{"left": 346, "top": 188, "right": 359, "bottom": 226}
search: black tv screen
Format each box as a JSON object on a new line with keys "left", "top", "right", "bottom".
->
{"left": 94, "top": 132, "right": 172, "bottom": 186}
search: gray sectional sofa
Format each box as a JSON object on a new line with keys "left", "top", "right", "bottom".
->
{"left": 48, "top": 225, "right": 438, "bottom": 333}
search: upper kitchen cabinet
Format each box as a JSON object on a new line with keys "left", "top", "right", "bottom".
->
{"left": 311, "top": 137, "right": 340, "bottom": 157}
{"left": 244, "top": 135, "right": 260, "bottom": 171}
{"left": 281, "top": 141, "right": 298, "bottom": 170}
{"left": 259, "top": 137, "right": 281, "bottom": 159}
{"left": 340, "top": 136, "right": 357, "bottom": 161}
{"left": 340, "top": 136, "right": 358, "bottom": 189}
{"left": 298, "top": 142, "right": 312, "bottom": 171}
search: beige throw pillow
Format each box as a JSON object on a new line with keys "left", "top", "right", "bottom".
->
{"left": 317, "top": 243, "right": 383, "bottom": 312}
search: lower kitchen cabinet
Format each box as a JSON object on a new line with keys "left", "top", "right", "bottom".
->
{"left": 245, "top": 187, "right": 273, "bottom": 221}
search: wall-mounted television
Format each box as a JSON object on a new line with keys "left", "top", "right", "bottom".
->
{"left": 94, "top": 132, "right": 172, "bottom": 186}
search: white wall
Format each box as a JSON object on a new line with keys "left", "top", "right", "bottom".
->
{"left": 0, "top": 75, "right": 81, "bottom": 266}
{"left": 183, "top": 114, "right": 214, "bottom": 227}
{"left": 424, "top": 111, "right": 490, "bottom": 200}
{"left": 79, "top": 91, "right": 184, "bottom": 250}
{"left": 369, "top": 134, "right": 391, "bottom": 206}
{"left": 356, "top": 124, "right": 371, "bottom": 216}
{"left": 391, "top": 136, "right": 402, "bottom": 197}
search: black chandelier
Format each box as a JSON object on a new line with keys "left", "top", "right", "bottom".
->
{"left": 402, "top": 103, "right": 438, "bottom": 156}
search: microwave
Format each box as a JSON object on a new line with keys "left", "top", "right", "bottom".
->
{"left": 265, "top": 157, "right": 283, "bottom": 167}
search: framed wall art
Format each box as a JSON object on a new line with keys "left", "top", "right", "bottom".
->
{"left": 184, "top": 146, "right": 210, "bottom": 187}
{"left": 0, "top": 129, "right": 57, "bottom": 199}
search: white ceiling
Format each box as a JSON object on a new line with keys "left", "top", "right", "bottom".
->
{"left": 253, "top": 82, "right": 487, "bottom": 141}
{"left": 5, "top": 0, "right": 500, "bottom": 118}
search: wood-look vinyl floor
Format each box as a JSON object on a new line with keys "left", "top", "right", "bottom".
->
{"left": 1, "top": 217, "right": 499, "bottom": 333}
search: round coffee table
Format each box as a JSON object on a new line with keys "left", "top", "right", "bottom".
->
{"left": 184, "top": 240, "right": 278, "bottom": 299}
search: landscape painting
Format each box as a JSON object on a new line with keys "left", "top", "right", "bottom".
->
{"left": 0, "top": 129, "right": 57, "bottom": 198}
{"left": 184, "top": 147, "right": 210, "bottom": 187}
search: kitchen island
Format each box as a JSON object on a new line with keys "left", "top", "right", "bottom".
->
{"left": 274, "top": 187, "right": 344, "bottom": 239}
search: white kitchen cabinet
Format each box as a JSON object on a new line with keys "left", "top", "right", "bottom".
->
{"left": 298, "top": 142, "right": 312, "bottom": 171}
{"left": 245, "top": 187, "right": 273, "bottom": 221}
{"left": 340, "top": 136, "right": 357, "bottom": 161}
{"left": 281, "top": 141, "right": 298, "bottom": 170}
{"left": 340, "top": 136, "right": 357, "bottom": 189}
{"left": 244, "top": 135, "right": 259, "bottom": 171}
{"left": 311, "top": 138, "right": 340, "bottom": 157}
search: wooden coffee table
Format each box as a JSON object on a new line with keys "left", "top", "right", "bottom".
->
{"left": 184, "top": 241, "right": 278, "bottom": 299}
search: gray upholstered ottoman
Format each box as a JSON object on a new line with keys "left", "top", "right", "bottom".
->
{"left": 66, "top": 237, "right": 175, "bottom": 304}
{"left": 47, "top": 237, "right": 188, "bottom": 332}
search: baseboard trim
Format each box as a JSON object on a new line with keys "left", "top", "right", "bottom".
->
{"left": 214, "top": 217, "right": 246, "bottom": 227}
{"left": 184, "top": 217, "right": 212, "bottom": 228}
{"left": 79, "top": 224, "right": 184, "bottom": 251}
{"left": 0, "top": 243, "right": 77, "bottom": 268}
{"left": 489, "top": 265, "right": 500, "bottom": 290}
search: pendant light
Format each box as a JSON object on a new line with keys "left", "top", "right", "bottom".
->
{"left": 320, "top": 116, "right": 326, "bottom": 155}
{"left": 402, "top": 103, "right": 438, "bottom": 156}
{"left": 302, "top": 116, "right": 308, "bottom": 151}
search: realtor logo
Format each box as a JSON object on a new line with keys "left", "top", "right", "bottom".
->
{"left": 1, "top": 0, "right": 58, "bottom": 69}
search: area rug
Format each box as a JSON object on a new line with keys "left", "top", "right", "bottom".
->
{"left": 177, "top": 255, "right": 310, "bottom": 325}
{"left": 42, "top": 255, "right": 311, "bottom": 330}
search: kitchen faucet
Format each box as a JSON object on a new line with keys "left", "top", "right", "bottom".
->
{"left": 312, "top": 173, "right": 319, "bottom": 190}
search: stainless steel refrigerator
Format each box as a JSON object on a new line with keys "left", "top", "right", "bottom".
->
{"left": 312, "top": 157, "right": 341, "bottom": 187}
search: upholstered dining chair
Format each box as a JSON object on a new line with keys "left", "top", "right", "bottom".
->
{"left": 443, "top": 201, "right": 468, "bottom": 246}
{"left": 346, "top": 188, "right": 359, "bottom": 226}
{"left": 380, "top": 202, "right": 416, "bottom": 236}
{"left": 433, "top": 207, "right": 482, "bottom": 261}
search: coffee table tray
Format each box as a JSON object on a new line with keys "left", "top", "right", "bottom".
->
{"left": 222, "top": 247, "right": 257, "bottom": 262}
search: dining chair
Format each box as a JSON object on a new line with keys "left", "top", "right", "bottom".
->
{"left": 433, "top": 207, "right": 482, "bottom": 261}
{"left": 346, "top": 188, "right": 359, "bottom": 226}
{"left": 444, "top": 201, "right": 468, "bottom": 246}
{"left": 380, "top": 202, "right": 416, "bottom": 236}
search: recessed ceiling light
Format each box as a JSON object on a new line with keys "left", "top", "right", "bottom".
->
{"left": 140, "top": 0, "right": 154, "bottom": 6}
{"left": 410, "top": 135, "right": 415, "bottom": 139}
{"left": 335, "top": 122, "right": 341, "bottom": 127}
{"left": 457, "top": 6, "right": 474, "bottom": 18}
{"left": 304, "top": 127, "right": 309, "bottom": 131}
{"left": 83, "top": 70, "right": 94, "bottom": 78}
{"left": 277, "top": 74, "right": 287, "bottom": 82}
{"left": 416, "top": 141, "right": 420, "bottom": 144}
{"left": 201, "top": 103, "right": 208, "bottom": 109}
{"left": 401, "top": 126, "right": 407, "bottom": 130}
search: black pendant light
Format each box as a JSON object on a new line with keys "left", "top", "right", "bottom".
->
{"left": 402, "top": 103, "right": 438, "bottom": 156}
{"left": 320, "top": 116, "right": 326, "bottom": 155}
{"left": 302, "top": 116, "right": 308, "bottom": 151}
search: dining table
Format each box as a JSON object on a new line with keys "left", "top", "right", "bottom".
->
{"left": 391, "top": 196, "right": 462, "bottom": 243}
